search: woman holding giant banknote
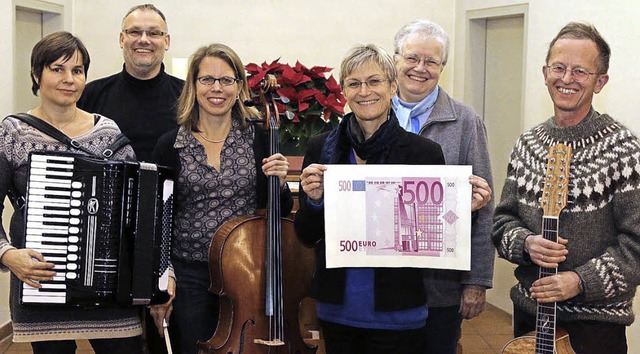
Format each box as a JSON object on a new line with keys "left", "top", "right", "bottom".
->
{"left": 0, "top": 32, "right": 161, "bottom": 353}
{"left": 293, "top": 44, "right": 445, "bottom": 354}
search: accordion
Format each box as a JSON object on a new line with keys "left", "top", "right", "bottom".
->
{"left": 19, "top": 151, "right": 174, "bottom": 307}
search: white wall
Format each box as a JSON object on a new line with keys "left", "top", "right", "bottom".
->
{"left": 72, "top": 0, "right": 456, "bottom": 89}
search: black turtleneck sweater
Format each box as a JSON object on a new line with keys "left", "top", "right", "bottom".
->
{"left": 78, "top": 63, "right": 184, "bottom": 161}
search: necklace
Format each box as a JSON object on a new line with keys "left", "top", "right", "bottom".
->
{"left": 38, "top": 108, "right": 78, "bottom": 131}
{"left": 197, "top": 131, "right": 226, "bottom": 143}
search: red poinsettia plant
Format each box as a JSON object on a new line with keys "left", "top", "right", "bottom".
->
{"left": 245, "top": 59, "right": 346, "bottom": 155}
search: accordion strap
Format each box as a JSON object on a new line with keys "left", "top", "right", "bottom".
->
{"left": 5, "top": 113, "right": 131, "bottom": 212}
{"left": 8, "top": 113, "right": 130, "bottom": 159}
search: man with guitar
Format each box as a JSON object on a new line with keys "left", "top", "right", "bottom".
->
{"left": 493, "top": 22, "right": 640, "bottom": 354}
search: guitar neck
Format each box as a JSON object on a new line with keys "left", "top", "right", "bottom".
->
{"left": 535, "top": 216, "right": 559, "bottom": 354}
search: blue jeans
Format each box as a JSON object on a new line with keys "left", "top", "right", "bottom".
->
{"left": 424, "top": 306, "right": 462, "bottom": 354}
{"left": 172, "top": 259, "right": 220, "bottom": 354}
{"left": 31, "top": 336, "right": 142, "bottom": 354}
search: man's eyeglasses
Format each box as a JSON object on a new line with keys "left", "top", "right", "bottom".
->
{"left": 197, "top": 76, "right": 239, "bottom": 86}
{"left": 545, "top": 64, "right": 598, "bottom": 83}
{"left": 344, "top": 78, "right": 388, "bottom": 90}
{"left": 399, "top": 54, "right": 442, "bottom": 69}
{"left": 122, "top": 28, "right": 166, "bottom": 39}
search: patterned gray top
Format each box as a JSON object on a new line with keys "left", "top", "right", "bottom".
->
{"left": 0, "top": 114, "right": 141, "bottom": 342}
{"left": 172, "top": 121, "right": 257, "bottom": 261}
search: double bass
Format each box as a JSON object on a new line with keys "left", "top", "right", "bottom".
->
{"left": 198, "top": 75, "right": 318, "bottom": 354}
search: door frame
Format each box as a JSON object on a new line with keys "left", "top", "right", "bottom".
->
{"left": 452, "top": 3, "right": 529, "bottom": 315}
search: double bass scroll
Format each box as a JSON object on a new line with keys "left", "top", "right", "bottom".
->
{"left": 199, "top": 75, "right": 318, "bottom": 354}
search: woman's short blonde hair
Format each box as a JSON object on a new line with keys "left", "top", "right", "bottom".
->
{"left": 339, "top": 44, "right": 397, "bottom": 86}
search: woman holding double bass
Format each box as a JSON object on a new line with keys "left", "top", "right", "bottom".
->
{"left": 152, "top": 43, "right": 294, "bottom": 354}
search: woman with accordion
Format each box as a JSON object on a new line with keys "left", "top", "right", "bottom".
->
{"left": 0, "top": 31, "right": 172, "bottom": 354}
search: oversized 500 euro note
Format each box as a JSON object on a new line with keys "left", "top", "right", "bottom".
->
{"left": 323, "top": 164, "right": 472, "bottom": 270}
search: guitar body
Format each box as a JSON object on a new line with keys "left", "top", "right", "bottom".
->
{"left": 502, "top": 328, "right": 575, "bottom": 354}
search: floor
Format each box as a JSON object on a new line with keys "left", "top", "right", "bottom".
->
{"left": 0, "top": 303, "right": 514, "bottom": 354}
{"left": 459, "top": 303, "right": 514, "bottom": 354}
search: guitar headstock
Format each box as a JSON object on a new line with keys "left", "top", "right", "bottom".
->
{"left": 541, "top": 143, "right": 572, "bottom": 217}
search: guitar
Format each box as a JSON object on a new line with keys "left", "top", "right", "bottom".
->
{"left": 502, "top": 143, "right": 575, "bottom": 354}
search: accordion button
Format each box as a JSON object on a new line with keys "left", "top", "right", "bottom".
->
{"left": 66, "top": 272, "right": 77, "bottom": 280}
{"left": 67, "top": 264, "right": 78, "bottom": 271}
{"left": 69, "top": 236, "right": 79, "bottom": 243}
{"left": 68, "top": 245, "right": 78, "bottom": 252}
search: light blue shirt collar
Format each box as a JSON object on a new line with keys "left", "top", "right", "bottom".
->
{"left": 392, "top": 86, "right": 439, "bottom": 134}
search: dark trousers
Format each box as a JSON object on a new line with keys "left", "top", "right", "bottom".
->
{"left": 31, "top": 336, "right": 142, "bottom": 354}
{"left": 513, "top": 306, "right": 628, "bottom": 354}
{"left": 319, "top": 319, "right": 426, "bottom": 354}
{"left": 424, "top": 305, "right": 462, "bottom": 354}
{"left": 172, "top": 259, "right": 220, "bottom": 354}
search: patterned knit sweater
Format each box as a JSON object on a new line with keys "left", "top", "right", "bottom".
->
{"left": 0, "top": 115, "right": 142, "bottom": 342}
{"left": 492, "top": 109, "right": 640, "bottom": 325}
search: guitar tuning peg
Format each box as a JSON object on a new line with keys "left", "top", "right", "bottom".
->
{"left": 274, "top": 95, "right": 290, "bottom": 104}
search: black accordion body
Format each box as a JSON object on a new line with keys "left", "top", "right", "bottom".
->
{"left": 19, "top": 151, "right": 174, "bottom": 307}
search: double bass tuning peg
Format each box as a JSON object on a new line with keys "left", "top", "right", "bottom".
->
{"left": 281, "top": 111, "right": 295, "bottom": 121}
{"left": 245, "top": 117, "right": 265, "bottom": 124}
{"left": 243, "top": 99, "right": 259, "bottom": 107}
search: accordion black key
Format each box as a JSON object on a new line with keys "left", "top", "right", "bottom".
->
{"left": 19, "top": 151, "right": 174, "bottom": 307}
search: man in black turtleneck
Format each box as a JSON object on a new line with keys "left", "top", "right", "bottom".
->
{"left": 77, "top": 4, "right": 183, "bottom": 353}
{"left": 78, "top": 3, "right": 183, "bottom": 162}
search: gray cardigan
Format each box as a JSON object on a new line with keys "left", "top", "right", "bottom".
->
{"left": 397, "top": 87, "right": 495, "bottom": 308}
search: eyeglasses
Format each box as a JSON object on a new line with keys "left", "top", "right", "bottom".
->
{"left": 122, "top": 28, "right": 166, "bottom": 39}
{"left": 545, "top": 64, "right": 598, "bottom": 83}
{"left": 399, "top": 54, "right": 442, "bottom": 69}
{"left": 344, "top": 78, "right": 388, "bottom": 90}
{"left": 197, "top": 76, "right": 239, "bottom": 86}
